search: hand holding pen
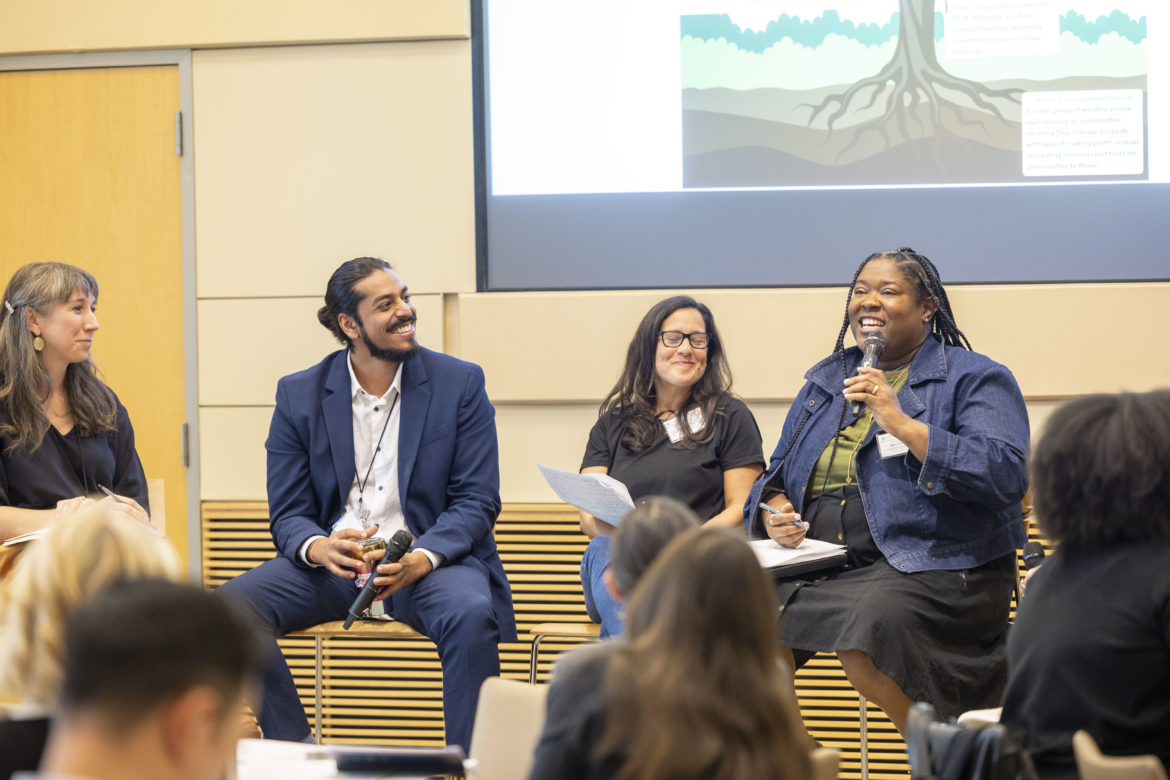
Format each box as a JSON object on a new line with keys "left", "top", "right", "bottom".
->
{"left": 97, "top": 484, "right": 152, "bottom": 527}
{"left": 759, "top": 498, "right": 807, "bottom": 548}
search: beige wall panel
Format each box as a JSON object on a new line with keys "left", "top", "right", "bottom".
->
{"left": 494, "top": 404, "right": 599, "bottom": 502}
{"left": 198, "top": 294, "right": 443, "bottom": 406}
{"left": 200, "top": 407, "right": 271, "bottom": 501}
{"left": 459, "top": 289, "right": 840, "bottom": 403}
{"left": 0, "top": 0, "right": 467, "bottom": 55}
{"left": 945, "top": 284, "right": 1168, "bottom": 397}
{"left": 746, "top": 402, "right": 792, "bottom": 450}
{"left": 459, "top": 283, "right": 1170, "bottom": 403}
{"left": 193, "top": 42, "right": 475, "bottom": 299}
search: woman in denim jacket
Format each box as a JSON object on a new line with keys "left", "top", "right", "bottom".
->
{"left": 745, "top": 248, "right": 1029, "bottom": 735}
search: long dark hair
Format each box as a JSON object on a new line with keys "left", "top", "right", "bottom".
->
{"left": 1031, "top": 390, "right": 1170, "bottom": 549}
{"left": 597, "top": 527, "right": 811, "bottom": 779}
{"left": 600, "top": 296, "right": 732, "bottom": 451}
{"left": 0, "top": 262, "right": 116, "bottom": 453}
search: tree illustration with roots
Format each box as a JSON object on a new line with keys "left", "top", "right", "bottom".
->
{"left": 803, "top": 0, "right": 1022, "bottom": 160}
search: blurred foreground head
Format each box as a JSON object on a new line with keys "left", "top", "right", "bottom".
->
{"left": 1030, "top": 389, "right": 1170, "bottom": 549}
{"left": 0, "top": 505, "right": 180, "bottom": 703}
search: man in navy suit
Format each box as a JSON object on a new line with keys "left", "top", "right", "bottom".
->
{"left": 219, "top": 257, "right": 515, "bottom": 751}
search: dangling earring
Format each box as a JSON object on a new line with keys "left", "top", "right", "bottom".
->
{"left": 32, "top": 335, "right": 44, "bottom": 352}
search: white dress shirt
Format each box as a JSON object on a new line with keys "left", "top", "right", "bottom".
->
{"left": 298, "top": 354, "right": 441, "bottom": 570}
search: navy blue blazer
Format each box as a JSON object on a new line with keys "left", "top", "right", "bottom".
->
{"left": 265, "top": 347, "right": 516, "bottom": 640}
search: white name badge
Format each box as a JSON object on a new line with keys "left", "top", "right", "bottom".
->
{"left": 876, "top": 432, "right": 909, "bottom": 459}
{"left": 662, "top": 407, "right": 706, "bottom": 444}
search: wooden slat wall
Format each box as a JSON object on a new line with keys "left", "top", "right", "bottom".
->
{"left": 202, "top": 501, "right": 1048, "bottom": 777}
{"left": 201, "top": 502, "right": 594, "bottom": 745}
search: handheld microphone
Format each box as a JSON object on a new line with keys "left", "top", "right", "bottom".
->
{"left": 1022, "top": 541, "right": 1046, "bottom": 571}
{"left": 850, "top": 332, "right": 887, "bottom": 416}
{"left": 343, "top": 529, "right": 414, "bottom": 629}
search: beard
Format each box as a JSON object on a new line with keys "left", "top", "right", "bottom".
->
{"left": 357, "top": 316, "right": 419, "bottom": 363}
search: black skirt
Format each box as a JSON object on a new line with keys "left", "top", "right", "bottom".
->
{"left": 777, "top": 486, "right": 1016, "bottom": 719}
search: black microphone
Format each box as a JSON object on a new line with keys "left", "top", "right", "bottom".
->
{"left": 850, "top": 332, "right": 887, "bottom": 416}
{"left": 1022, "top": 541, "right": 1046, "bottom": 571}
{"left": 343, "top": 529, "right": 414, "bottom": 629}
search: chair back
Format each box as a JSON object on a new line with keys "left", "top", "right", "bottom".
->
{"left": 1073, "top": 730, "right": 1168, "bottom": 780}
{"left": 810, "top": 746, "right": 840, "bottom": 780}
{"left": 905, "top": 702, "right": 1036, "bottom": 780}
{"left": 467, "top": 677, "right": 548, "bottom": 780}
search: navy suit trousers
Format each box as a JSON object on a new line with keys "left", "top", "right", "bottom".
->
{"left": 218, "top": 554, "right": 502, "bottom": 751}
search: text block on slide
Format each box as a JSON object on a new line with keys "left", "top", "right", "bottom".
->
{"left": 1021, "top": 90, "right": 1146, "bottom": 177}
{"left": 944, "top": 0, "right": 1060, "bottom": 59}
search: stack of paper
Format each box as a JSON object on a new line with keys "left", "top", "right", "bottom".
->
{"left": 750, "top": 537, "right": 846, "bottom": 577}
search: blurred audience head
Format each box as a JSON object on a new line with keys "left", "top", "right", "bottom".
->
{"left": 608, "top": 495, "right": 701, "bottom": 599}
{"left": 43, "top": 578, "right": 265, "bottom": 780}
{"left": 1030, "top": 389, "right": 1170, "bottom": 549}
{"left": 599, "top": 526, "right": 810, "bottom": 779}
{"left": 0, "top": 504, "right": 180, "bottom": 704}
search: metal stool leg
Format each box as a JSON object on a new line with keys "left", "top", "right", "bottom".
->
{"left": 314, "top": 635, "right": 324, "bottom": 744}
{"left": 859, "top": 693, "right": 869, "bottom": 780}
{"left": 528, "top": 634, "right": 546, "bottom": 684}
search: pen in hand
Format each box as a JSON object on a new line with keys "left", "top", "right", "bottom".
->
{"left": 759, "top": 501, "right": 808, "bottom": 530}
{"left": 97, "top": 484, "right": 126, "bottom": 504}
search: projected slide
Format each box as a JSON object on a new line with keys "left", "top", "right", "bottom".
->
{"left": 478, "top": 1, "right": 1168, "bottom": 289}
{"left": 681, "top": 2, "right": 1147, "bottom": 187}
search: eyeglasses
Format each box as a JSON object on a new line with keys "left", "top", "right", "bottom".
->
{"left": 658, "top": 331, "right": 710, "bottom": 349}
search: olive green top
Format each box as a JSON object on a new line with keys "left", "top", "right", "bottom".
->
{"left": 807, "top": 366, "right": 910, "bottom": 499}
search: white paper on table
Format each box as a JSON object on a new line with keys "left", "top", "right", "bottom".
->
{"left": 537, "top": 464, "right": 635, "bottom": 526}
{"left": 1, "top": 527, "right": 49, "bottom": 546}
{"left": 749, "top": 536, "right": 846, "bottom": 574}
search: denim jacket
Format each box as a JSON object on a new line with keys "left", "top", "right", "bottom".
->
{"left": 744, "top": 334, "right": 1029, "bottom": 573}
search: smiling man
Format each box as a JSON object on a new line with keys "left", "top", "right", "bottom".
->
{"left": 218, "top": 257, "right": 515, "bottom": 752}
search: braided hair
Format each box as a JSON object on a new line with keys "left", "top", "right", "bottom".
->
{"left": 818, "top": 248, "right": 970, "bottom": 494}
{"left": 831, "top": 247, "right": 971, "bottom": 362}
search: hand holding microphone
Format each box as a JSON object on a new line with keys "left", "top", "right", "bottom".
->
{"left": 850, "top": 332, "right": 887, "bottom": 416}
{"left": 344, "top": 529, "right": 414, "bottom": 629}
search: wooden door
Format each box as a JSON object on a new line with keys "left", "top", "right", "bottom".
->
{"left": 0, "top": 66, "right": 188, "bottom": 569}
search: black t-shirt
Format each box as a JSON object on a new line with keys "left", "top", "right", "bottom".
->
{"left": 1000, "top": 543, "right": 1170, "bottom": 773}
{"left": 580, "top": 394, "right": 763, "bottom": 522}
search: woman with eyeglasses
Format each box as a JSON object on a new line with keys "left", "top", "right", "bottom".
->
{"left": 578, "top": 296, "right": 764, "bottom": 637}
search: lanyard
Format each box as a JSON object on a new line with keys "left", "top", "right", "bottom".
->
{"left": 355, "top": 392, "right": 399, "bottom": 524}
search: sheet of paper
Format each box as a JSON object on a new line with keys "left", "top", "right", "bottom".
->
{"left": 1, "top": 527, "right": 49, "bottom": 546}
{"left": 749, "top": 536, "right": 846, "bottom": 571}
{"left": 538, "top": 464, "right": 635, "bottom": 526}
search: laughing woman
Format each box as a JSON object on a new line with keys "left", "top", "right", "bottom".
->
{"left": 578, "top": 296, "right": 764, "bottom": 637}
{"left": 0, "top": 262, "right": 149, "bottom": 541}
{"left": 745, "top": 248, "right": 1029, "bottom": 734}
